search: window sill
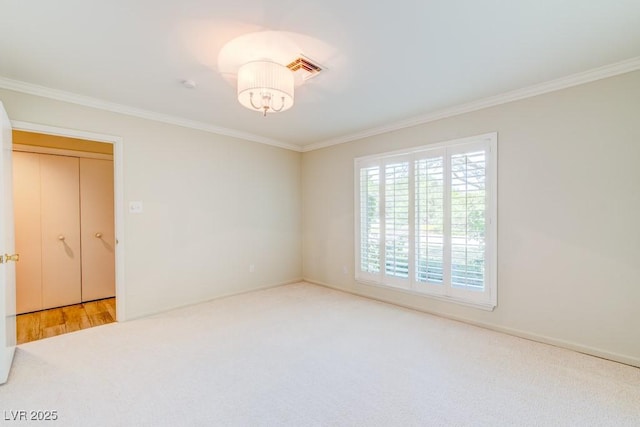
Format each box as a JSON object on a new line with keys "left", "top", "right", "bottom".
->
{"left": 356, "top": 279, "right": 496, "bottom": 312}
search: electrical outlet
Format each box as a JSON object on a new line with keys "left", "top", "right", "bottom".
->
{"left": 249, "top": 264, "right": 255, "bottom": 273}
{"left": 129, "top": 201, "right": 143, "bottom": 214}
{"left": 342, "top": 265, "right": 349, "bottom": 275}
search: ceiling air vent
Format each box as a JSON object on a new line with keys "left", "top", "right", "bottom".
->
{"left": 287, "top": 55, "right": 324, "bottom": 81}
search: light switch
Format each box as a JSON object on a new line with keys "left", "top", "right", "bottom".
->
{"left": 129, "top": 201, "right": 143, "bottom": 214}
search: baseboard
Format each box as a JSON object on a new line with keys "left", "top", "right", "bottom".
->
{"left": 125, "top": 278, "right": 303, "bottom": 321}
{"left": 303, "top": 278, "right": 640, "bottom": 369}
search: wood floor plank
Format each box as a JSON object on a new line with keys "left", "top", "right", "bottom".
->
{"left": 16, "top": 298, "right": 116, "bottom": 344}
{"left": 98, "top": 299, "right": 116, "bottom": 318}
{"left": 40, "top": 308, "right": 65, "bottom": 328}
{"left": 42, "top": 324, "right": 66, "bottom": 339}
{"left": 65, "top": 317, "right": 92, "bottom": 333}
{"left": 88, "top": 312, "right": 113, "bottom": 327}
{"left": 62, "top": 303, "right": 85, "bottom": 321}
{"left": 16, "top": 313, "right": 41, "bottom": 344}
{"left": 82, "top": 301, "right": 102, "bottom": 316}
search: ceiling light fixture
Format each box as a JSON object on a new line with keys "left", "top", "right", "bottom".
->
{"left": 237, "top": 60, "right": 294, "bottom": 117}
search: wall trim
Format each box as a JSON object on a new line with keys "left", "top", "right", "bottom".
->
{"left": 11, "top": 121, "right": 128, "bottom": 322}
{"left": 125, "top": 278, "right": 304, "bottom": 321}
{"left": 301, "top": 56, "right": 640, "bottom": 152}
{"left": 0, "top": 77, "right": 301, "bottom": 152}
{"left": 303, "top": 278, "right": 640, "bottom": 368}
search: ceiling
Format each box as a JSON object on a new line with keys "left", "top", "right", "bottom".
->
{"left": 1, "top": 0, "right": 639, "bottom": 151}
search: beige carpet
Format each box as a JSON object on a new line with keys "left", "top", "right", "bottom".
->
{"left": 1, "top": 282, "right": 638, "bottom": 426}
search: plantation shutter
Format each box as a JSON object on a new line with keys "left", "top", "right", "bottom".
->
{"left": 355, "top": 133, "right": 496, "bottom": 309}
{"left": 415, "top": 155, "right": 445, "bottom": 284}
{"left": 384, "top": 161, "right": 410, "bottom": 279}
{"left": 450, "top": 150, "right": 487, "bottom": 290}
{"left": 359, "top": 165, "right": 381, "bottom": 274}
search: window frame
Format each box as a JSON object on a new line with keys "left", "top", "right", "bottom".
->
{"left": 354, "top": 132, "right": 497, "bottom": 311}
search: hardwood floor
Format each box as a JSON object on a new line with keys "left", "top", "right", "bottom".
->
{"left": 16, "top": 298, "right": 116, "bottom": 344}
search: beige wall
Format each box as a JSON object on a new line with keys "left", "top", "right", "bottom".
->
{"left": 302, "top": 71, "right": 640, "bottom": 367}
{"left": 2, "top": 71, "right": 638, "bottom": 367}
{"left": 0, "top": 88, "right": 302, "bottom": 320}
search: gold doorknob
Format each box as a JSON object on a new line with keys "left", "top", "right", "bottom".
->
{"left": 4, "top": 253, "right": 19, "bottom": 263}
{"left": 58, "top": 235, "right": 65, "bottom": 241}
{"left": 95, "top": 232, "right": 103, "bottom": 238}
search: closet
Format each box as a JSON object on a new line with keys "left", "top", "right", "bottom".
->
{"left": 14, "top": 149, "right": 115, "bottom": 314}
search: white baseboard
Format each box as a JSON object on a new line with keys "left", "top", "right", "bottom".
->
{"left": 303, "top": 278, "right": 640, "bottom": 369}
{"left": 125, "top": 278, "right": 304, "bottom": 321}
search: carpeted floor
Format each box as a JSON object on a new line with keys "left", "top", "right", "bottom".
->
{"left": 1, "top": 282, "right": 638, "bottom": 426}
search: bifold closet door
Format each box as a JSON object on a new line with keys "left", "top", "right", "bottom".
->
{"left": 40, "top": 155, "right": 82, "bottom": 309}
{"left": 13, "top": 152, "right": 43, "bottom": 314}
{"left": 80, "top": 158, "right": 115, "bottom": 302}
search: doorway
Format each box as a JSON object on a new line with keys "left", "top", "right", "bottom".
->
{"left": 10, "top": 122, "right": 125, "bottom": 343}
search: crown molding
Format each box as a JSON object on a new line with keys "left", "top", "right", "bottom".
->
{"left": 0, "top": 76, "right": 302, "bottom": 152}
{"left": 2, "top": 56, "right": 638, "bottom": 154}
{"left": 301, "top": 56, "right": 640, "bottom": 152}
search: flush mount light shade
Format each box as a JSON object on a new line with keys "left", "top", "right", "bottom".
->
{"left": 237, "top": 60, "right": 294, "bottom": 116}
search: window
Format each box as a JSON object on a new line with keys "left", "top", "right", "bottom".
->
{"left": 355, "top": 133, "right": 497, "bottom": 310}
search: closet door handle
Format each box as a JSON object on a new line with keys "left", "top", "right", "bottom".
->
{"left": 95, "top": 232, "right": 103, "bottom": 238}
{"left": 58, "top": 235, "right": 65, "bottom": 241}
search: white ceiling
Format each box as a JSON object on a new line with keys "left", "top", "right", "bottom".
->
{"left": 1, "top": 0, "right": 639, "bottom": 150}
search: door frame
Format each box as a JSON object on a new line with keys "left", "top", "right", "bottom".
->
{"left": 11, "top": 121, "right": 126, "bottom": 322}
